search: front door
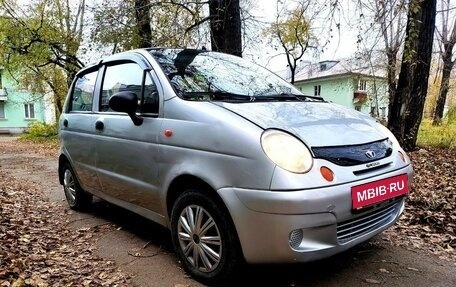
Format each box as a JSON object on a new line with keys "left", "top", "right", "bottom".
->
{"left": 94, "top": 61, "right": 164, "bottom": 214}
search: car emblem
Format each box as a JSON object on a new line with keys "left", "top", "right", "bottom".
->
{"left": 365, "top": 150, "right": 376, "bottom": 159}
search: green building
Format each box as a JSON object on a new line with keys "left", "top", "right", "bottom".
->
{"left": 0, "top": 69, "right": 47, "bottom": 134}
{"left": 292, "top": 59, "right": 389, "bottom": 119}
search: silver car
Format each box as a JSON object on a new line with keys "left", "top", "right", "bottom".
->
{"left": 58, "top": 48, "right": 413, "bottom": 284}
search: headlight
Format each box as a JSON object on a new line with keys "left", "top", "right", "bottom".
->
{"left": 261, "top": 129, "right": 313, "bottom": 173}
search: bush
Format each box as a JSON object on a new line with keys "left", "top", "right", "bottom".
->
{"left": 21, "top": 121, "right": 58, "bottom": 141}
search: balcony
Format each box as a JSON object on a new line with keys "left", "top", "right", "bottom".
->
{"left": 353, "top": 91, "right": 367, "bottom": 104}
{"left": 0, "top": 88, "right": 7, "bottom": 101}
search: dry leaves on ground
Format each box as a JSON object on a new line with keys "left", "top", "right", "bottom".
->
{"left": 0, "top": 171, "right": 130, "bottom": 286}
{"left": 384, "top": 148, "right": 456, "bottom": 261}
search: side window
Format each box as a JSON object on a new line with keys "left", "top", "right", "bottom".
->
{"left": 72, "top": 71, "right": 97, "bottom": 112}
{"left": 142, "top": 73, "right": 158, "bottom": 114}
{"left": 101, "top": 63, "right": 143, "bottom": 112}
{"left": 101, "top": 63, "right": 159, "bottom": 114}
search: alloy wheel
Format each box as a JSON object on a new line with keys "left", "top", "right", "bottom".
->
{"left": 177, "top": 205, "right": 222, "bottom": 273}
{"left": 63, "top": 169, "right": 76, "bottom": 206}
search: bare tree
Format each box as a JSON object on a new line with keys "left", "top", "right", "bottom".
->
{"left": 433, "top": 0, "right": 456, "bottom": 124}
{"left": 354, "top": 0, "right": 407, "bottom": 118}
{"left": 388, "top": 0, "right": 436, "bottom": 151}
{"left": 266, "top": 1, "right": 317, "bottom": 84}
{"left": 373, "top": 0, "right": 408, "bottom": 119}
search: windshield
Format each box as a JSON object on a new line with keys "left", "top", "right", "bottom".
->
{"left": 149, "top": 49, "right": 321, "bottom": 102}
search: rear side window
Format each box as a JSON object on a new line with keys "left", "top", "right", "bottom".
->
{"left": 71, "top": 71, "right": 98, "bottom": 112}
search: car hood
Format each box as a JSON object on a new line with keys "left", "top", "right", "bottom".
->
{"left": 216, "top": 101, "right": 386, "bottom": 147}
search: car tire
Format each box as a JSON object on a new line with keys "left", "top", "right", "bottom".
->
{"left": 170, "top": 189, "right": 242, "bottom": 285}
{"left": 62, "top": 162, "right": 92, "bottom": 211}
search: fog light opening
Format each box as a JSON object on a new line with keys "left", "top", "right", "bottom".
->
{"left": 289, "top": 229, "right": 303, "bottom": 250}
{"left": 398, "top": 151, "right": 406, "bottom": 163}
{"left": 320, "top": 166, "right": 334, "bottom": 182}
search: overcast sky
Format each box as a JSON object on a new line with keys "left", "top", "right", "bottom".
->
{"left": 245, "top": 0, "right": 360, "bottom": 73}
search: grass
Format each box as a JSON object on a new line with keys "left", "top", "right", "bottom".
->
{"left": 417, "top": 119, "right": 456, "bottom": 150}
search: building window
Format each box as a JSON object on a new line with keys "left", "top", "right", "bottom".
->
{"left": 24, "top": 103, "right": 35, "bottom": 119}
{"left": 370, "top": 106, "right": 377, "bottom": 117}
{"left": 355, "top": 106, "right": 361, "bottom": 111}
{"left": 314, "top": 85, "right": 321, "bottom": 96}
{"left": 0, "top": 102, "right": 5, "bottom": 118}
{"left": 358, "top": 79, "right": 367, "bottom": 91}
{"left": 380, "top": 107, "right": 386, "bottom": 118}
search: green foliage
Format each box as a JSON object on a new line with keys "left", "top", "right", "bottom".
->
{"left": 0, "top": 0, "right": 85, "bottom": 116}
{"left": 21, "top": 121, "right": 58, "bottom": 141}
{"left": 264, "top": 2, "right": 318, "bottom": 83}
{"left": 447, "top": 106, "right": 456, "bottom": 124}
{"left": 266, "top": 5, "right": 314, "bottom": 59}
{"left": 92, "top": 0, "right": 206, "bottom": 52}
{"left": 417, "top": 119, "right": 456, "bottom": 149}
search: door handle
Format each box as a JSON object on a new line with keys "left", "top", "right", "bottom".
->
{"left": 63, "top": 119, "right": 68, "bottom": 127}
{"left": 95, "top": 120, "right": 104, "bottom": 130}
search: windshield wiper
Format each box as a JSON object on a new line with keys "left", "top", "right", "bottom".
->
{"left": 253, "top": 93, "right": 325, "bottom": 102}
{"left": 182, "top": 91, "right": 252, "bottom": 103}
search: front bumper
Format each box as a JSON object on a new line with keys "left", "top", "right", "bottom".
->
{"left": 217, "top": 164, "right": 413, "bottom": 263}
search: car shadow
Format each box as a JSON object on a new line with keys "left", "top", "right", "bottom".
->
{"left": 83, "top": 198, "right": 387, "bottom": 287}
{"left": 86, "top": 198, "right": 175, "bottom": 252}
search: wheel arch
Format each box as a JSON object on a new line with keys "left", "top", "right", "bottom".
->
{"left": 166, "top": 174, "right": 220, "bottom": 217}
{"left": 58, "top": 154, "right": 70, "bottom": 185}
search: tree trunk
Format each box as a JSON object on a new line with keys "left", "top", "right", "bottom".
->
{"left": 386, "top": 48, "right": 398, "bottom": 117}
{"left": 290, "top": 64, "right": 296, "bottom": 84}
{"left": 209, "top": 0, "right": 242, "bottom": 56}
{"left": 433, "top": 44, "right": 455, "bottom": 124}
{"left": 387, "top": 0, "right": 436, "bottom": 151}
{"left": 134, "top": 0, "right": 152, "bottom": 48}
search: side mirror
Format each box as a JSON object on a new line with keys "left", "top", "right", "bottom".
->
{"left": 109, "top": 91, "right": 143, "bottom": 126}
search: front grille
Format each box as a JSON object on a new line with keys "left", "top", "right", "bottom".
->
{"left": 336, "top": 202, "right": 399, "bottom": 243}
{"left": 312, "top": 138, "right": 393, "bottom": 166}
{"left": 353, "top": 163, "right": 392, "bottom": 175}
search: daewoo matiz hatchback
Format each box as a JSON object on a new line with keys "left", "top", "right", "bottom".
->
{"left": 58, "top": 48, "right": 413, "bottom": 284}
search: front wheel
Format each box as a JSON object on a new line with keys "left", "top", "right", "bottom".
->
{"left": 170, "top": 190, "right": 242, "bottom": 284}
{"left": 62, "top": 162, "right": 92, "bottom": 211}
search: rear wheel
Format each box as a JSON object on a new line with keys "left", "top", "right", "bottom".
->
{"left": 62, "top": 162, "right": 92, "bottom": 211}
{"left": 170, "top": 190, "right": 242, "bottom": 284}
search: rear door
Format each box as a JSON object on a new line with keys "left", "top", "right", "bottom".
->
{"left": 94, "top": 59, "right": 164, "bottom": 216}
{"left": 60, "top": 68, "right": 103, "bottom": 193}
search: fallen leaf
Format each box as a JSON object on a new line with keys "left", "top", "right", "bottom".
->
{"left": 365, "top": 278, "right": 380, "bottom": 284}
